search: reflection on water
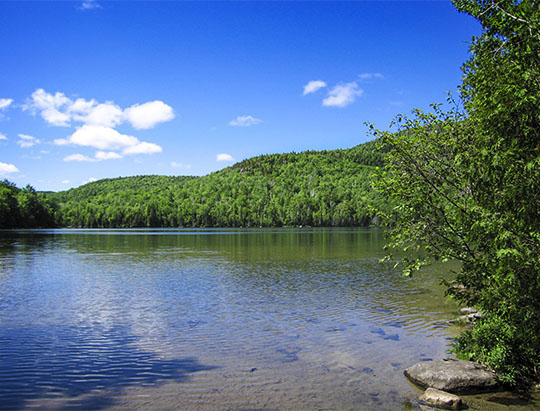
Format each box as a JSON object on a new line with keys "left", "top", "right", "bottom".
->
{"left": 0, "top": 228, "right": 513, "bottom": 409}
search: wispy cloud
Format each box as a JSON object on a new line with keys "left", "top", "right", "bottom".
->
{"left": 0, "top": 162, "right": 19, "bottom": 176}
{"left": 64, "top": 152, "right": 128, "bottom": 162}
{"left": 95, "top": 151, "right": 123, "bottom": 161}
{"left": 122, "top": 142, "right": 162, "bottom": 155}
{"left": 229, "top": 115, "right": 262, "bottom": 127}
{"left": 0, "top": 98, "right": 13, "bottom": 110}
{"left": 303, "top": 80, "right": 327, "bottom": 95}
{"left": 17, "top": 134, "right": 41, "bottom": 148}
{"left": 322, "top": 82, "right": 363, "bottom": 108}
{"left": 0, "top": 133, "right": 7, "bottom": 141}
{"left": 61, "top": 180, "right": 71, "bottom": 184}
{"left": 358, "top": 72, "right": 384, "bottom": 81}
{"left": 83, "top": 177, "right": 98, "bottom": 184}
{"left": 79, "top": 0, "right": 101, "bottom": 10}
{"left": 0, "top": 98, "right": 14, "bottom": 120}
{"left": 64, "top": 154, "right": 96, "bottom": 162}
{"left": 171, "top": 161, "right": 192, "bottom": 170}
{"left": 216, "top": 153, "right": 235, "bottom": 162}
{"left": 304, "top": 78, "right": 367, "bottom": 108}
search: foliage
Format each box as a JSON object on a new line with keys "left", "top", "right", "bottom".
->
{"left": 48, "top": 141, "right": 387, "bottom": 228}
{"left": 372, "top": 104, "right": 473, "bottom": 274}
{"left": 0, "top": 180, "right": 56, "bottom": 228}
{"left": 374, "top": 0, "right": 540, "bottom": 390}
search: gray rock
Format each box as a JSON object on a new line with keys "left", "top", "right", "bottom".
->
{"left": 458, "top": 312, "right": 484, "bottom": 322}
{"left": 459, "top": 307, "right": 478, "bottom": 315}
{"left": 420, "top": 387, "right": 464, "bottom": 410}
{"left": 404, "top": 358, "right": 498, "bottom": 393}
{"left": 450, "top": 284, "right": 467, "bottom": 293}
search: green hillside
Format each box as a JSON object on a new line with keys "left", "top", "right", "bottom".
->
{"left": 1, "top": 140, "right": 387, "bottom": 228}
{"left": 49, "top": 140, "right": 385, "bottom": 228}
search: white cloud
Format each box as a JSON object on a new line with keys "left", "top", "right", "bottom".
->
{"left": 358, "top": 72, "right": 384, "bottom": 80}
{"left": 229, "top": 115, "right": 262, "bottom": 127}
{"left": 322, "top": 82, "right": 363, "bottom": 108}
{"left": 0, "top": 162, "right": 18, "bottom": 176}
{"left": 24, "top": 89, "right": 73, "bottom": 126}
{"left": 56, "top": 125, "right": 139, "bottom": 150}
{"left": 61, "top": 180, "right": 70, "bottom": 184}
{"left": 82, "top": 102, "right": 123, "bottom": 127}
{"left": 25, "top": 89, "right": 174, "bottom": 130}
{"left": 64, "top": 153, "right": 96, "bottom": 162}
{"left": 65, "top": 152, "right": 122, "bottom": 162}
{"left": 17, "top": 134, "right": 40, "bottom": 148}
{"left": 0, "top": 133, "right": 7, "bottom": 141}
{"left": 0, "top": 99, "right": 13, "bottom": 110}
{"left": 217, "top": 153, "right": 235, "bottom": 162}
{"left": 45, "top": 110, "right": 71, "bottom": 127}
{"left": 80, "top": 0, "right": 101, "bottom": 10}
{"left": 68, "top": 97, "right": 96, "bottom": 116}
{"left": 95, "top": 151, "right": 122, "bottom": 160}
{"left": 122, "top": 142, "right": 162, "bottom": 155}
{"left": 303, "top": 80, "right": 327, "bottom": 95}
{"left": 56, "top": 125, "right": 162, "bottom": 160}
{"left": 171, "top": 161, "right": 191, "bottom": 170}
{"left": 25, "top": 89, "right": 169, "bottom": 160}
{"left": 124, "top": 101, "right": 175, "bottom": 129}
{"left": 83, "top": 177, "right": 98, "bottom": 184}
{"left": 25, "top": 89, "right": 101, "bottom": 127}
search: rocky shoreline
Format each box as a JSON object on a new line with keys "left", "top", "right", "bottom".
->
{"left": 405, "top": 358, "right": 499, "bottom": 409}
{"left": 404, "top": 307, "right": 498, "bottom": 410}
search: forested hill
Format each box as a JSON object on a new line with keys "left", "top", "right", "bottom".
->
{"left": 1, "top": 140, "right": 387, "bottom": 228}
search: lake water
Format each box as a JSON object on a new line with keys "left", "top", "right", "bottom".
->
{"left": 0, "top": 228, "right": 534, "bottom": 410}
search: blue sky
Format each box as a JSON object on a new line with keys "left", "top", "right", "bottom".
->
{"left": 0, "top": 0, "right": 480, "bottom": 191}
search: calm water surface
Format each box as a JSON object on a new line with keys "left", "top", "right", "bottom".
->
{"left": 0, "top": 228, "right": 534, "bottom": 410}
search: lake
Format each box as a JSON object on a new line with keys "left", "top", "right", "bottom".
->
{"left": 0, "top": 228, "right": 533, "bottom": 410}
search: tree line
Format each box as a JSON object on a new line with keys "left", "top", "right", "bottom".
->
{"left": 1, "top": 141, "right": 387, "bottom": 229}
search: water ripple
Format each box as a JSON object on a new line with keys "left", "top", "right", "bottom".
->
{"left": 0, "top": 229, "right": 460, "bottom": 410}
{"left": 0, "top": 325, "right": 216, "bottom": 410}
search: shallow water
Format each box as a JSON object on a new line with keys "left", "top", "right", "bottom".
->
{"left": 0, "top": 228, "right": 534, "bottom": 410}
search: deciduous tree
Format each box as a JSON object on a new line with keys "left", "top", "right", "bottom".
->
{"left": 375, "top": 0, "right": 540, "bottom": 390}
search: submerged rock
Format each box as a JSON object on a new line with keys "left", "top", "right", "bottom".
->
{"left": 420, "top": 387, "right": 464, "bottom": 410}
{"left": 404, "top": 358, "right": 498, "bottom": 393}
